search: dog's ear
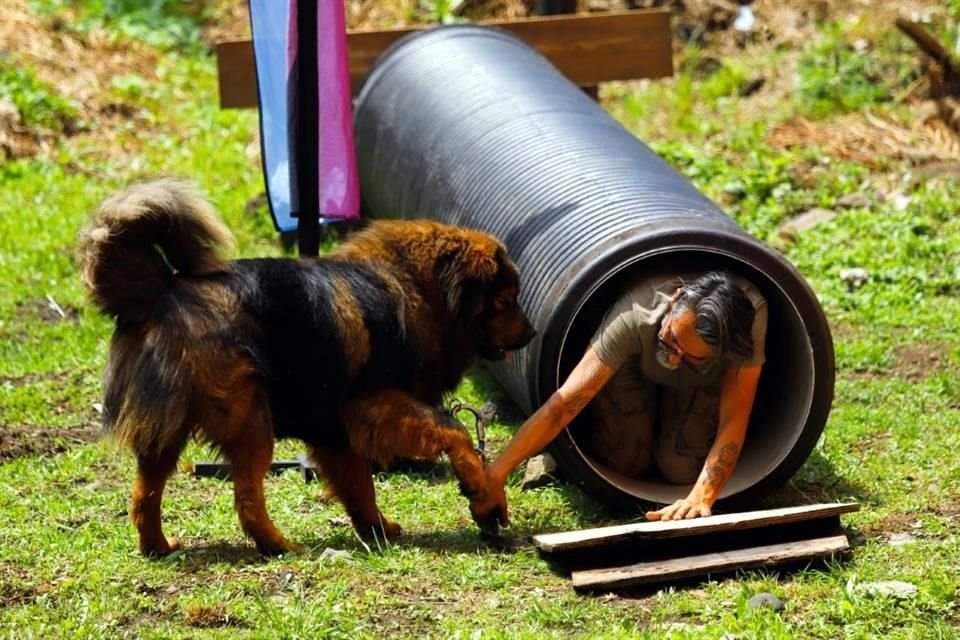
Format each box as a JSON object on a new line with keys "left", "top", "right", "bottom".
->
{"left": 438, "top": 236, "right": 500, "bottom": 318}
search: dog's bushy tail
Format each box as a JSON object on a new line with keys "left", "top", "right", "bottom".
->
{"left": 78, "top": 179, "right": 234, "bottom": 320}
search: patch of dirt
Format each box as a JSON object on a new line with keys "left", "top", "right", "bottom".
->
{"left": 184, "top": 603, "right": 247, "bottom": 629}
{"left": 891, "top": 343, "right": 946, "bottom": 380}
{"left": 848, "top": 432, "right": 891, "bottom": 454}
{"left": 0, "top": 564, "right": 62, "bottom": 608}
{"left": 14, "top": 297, "right": 80, "bottom": 324}
{"left": 768, "top": 106, "right": 960, "bottom": 167}
{"left": 928, "top": 500, "right": 960, "bottom": 521}
{"left": 0, "top": 371, "right": 72, "bottom": 387}
{"left": 0, "top": 0, "right": 160, "bottom": 161}
{"left": 857, "top": 500, "right": 960, "bottom": 538}
{"left": 857, "top": 512, "right": 920, "bottom": 536}
{"left": 840, "top": 339, "right": 950, "bottom": 382}
{"left": 0, "top": 99, "right": 44, "bottom": 161}
{"left": 0, "top": 426, "right": 98, "bottom": 462}
{"left": 0, "top": 582, "right": 37, "bottom": 608}
{"left": 843, "top": 340, "right": 952, "bottom": 381}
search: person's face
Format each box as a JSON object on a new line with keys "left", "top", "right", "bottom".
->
{"left": 656, "top": 293, "right": 716, "bottom": 372}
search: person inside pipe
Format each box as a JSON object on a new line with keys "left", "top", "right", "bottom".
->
{"left": 475, "top": 271, "right": 766, "bottom": 526}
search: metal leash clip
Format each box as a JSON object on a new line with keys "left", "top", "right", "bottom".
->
{"left": 446, "top": 399, "right": 486, "bottom": 462}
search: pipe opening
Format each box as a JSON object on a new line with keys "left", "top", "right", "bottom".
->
{"left": 555, "top": 248, "right": 816, "bottom": 507}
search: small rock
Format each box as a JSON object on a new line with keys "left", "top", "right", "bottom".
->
{"left": 319, "top": 547, "right": 354, "bottom": 563}
{"left": 851, "top": 38, "right": 870, "bottom": 53}
{"left": 0, "top": 98, "right": 20, "bottom": 123}
{"left": 889, "top": 192, "right": 911, "bottom": 212}
{"left": 886, "top": 532, "right": 917, "bottom": 547}
{"left": 776, "top": 208, "right": 837, "bottom": 241}
{"left": 836, "top": 193, "right": 871, "bottom": 209}
{"left": 521, "top": 453, "right": 558, "bottom": 490}
{"left": 733, "top": 4, "right": 756, "bottom": 32}
{"left": 478, "top": 401, "right": 501, "bottom": 423}
{"left": 747, "top": 592, "right": 785, "bottom": 612}
{"left": 840, "top": 267, "right": 869, "bottom": 291}
{"left": 858, "top": 580, "right": 917, "bottom": 599}
{"left": 328, "top": 516, "right": 352, "bottom": 527}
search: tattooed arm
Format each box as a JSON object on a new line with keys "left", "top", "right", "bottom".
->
{"left": 475, "top": 346, "right": 616, "bottom": 527}
{"left": 647, "top": 363, "right": 762, "bottom": 521}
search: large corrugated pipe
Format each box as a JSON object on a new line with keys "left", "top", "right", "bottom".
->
{"left": 353, "top": 25, "right": 834, "bottom": 511}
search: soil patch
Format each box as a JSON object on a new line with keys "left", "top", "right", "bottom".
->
{"left": 15, "top": 297, "right": 80, "bottom": 324}
{"left": 891, "top": 343, "right": 946, "bottom": 380}
{"left": 0, "top": 425, "right": 98, "bottom": 462}
{"left": 0, "top": 0, "right": 160, "bottom": 161}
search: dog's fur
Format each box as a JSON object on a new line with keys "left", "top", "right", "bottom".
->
{"left": 79, "top": 179, "right": 535, "bottom": 556}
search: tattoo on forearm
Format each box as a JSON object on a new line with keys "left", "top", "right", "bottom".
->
{"left": 718, "top": 442, "right": 739, "bottom": 467}
{"left": 702, "top": 443, "right": 740, "bottom": 492}
{"left": 564, "top": 358, "right": 609, "bottom": 417}
{"left": 704, "top": 465, "right": 725, "bottom": 490}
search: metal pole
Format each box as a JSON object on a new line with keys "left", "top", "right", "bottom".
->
{"left": 293, "top": 0, "right": 321, "bottom": 257}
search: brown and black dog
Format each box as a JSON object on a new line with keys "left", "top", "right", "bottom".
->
{"left": 79, "top": 179, "right": 534, "bottom": 557}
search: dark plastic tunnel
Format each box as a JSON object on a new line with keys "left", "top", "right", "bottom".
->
{"left": 352, "top": 25, "right": 835, "bottom": 511}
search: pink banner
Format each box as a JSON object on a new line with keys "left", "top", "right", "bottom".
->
{"left": 286, "top": 0, "right": 360, "bottom": 221}
{"left": 316, "top": 0, "right": 360, "bottom": 220}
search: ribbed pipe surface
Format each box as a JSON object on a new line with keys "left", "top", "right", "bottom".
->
{"left": 353, "top": 25, "right": 834, "bottom": 510}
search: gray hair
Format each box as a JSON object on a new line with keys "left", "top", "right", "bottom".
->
{"left": 674, "top": 272, "right": 755, "bottom": 361}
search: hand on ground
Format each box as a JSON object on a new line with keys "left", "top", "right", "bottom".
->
{"left": 646, "top": 497, "right": 712, "bottom": 521}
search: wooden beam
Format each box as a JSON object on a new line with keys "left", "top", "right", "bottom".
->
{"left": 533, "top": 503, "right": 860, "bottom": 552}
{"left": 570, "top": 534, "right": 850, "bottom": 590}
{"left": 216, "top": 9, "right": 673, "bottom": 109}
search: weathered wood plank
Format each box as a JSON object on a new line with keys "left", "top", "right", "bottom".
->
{"left": 533, "top": 503, "right": 860, "bottom": 552}
{"left": 570, "top": 534, "right": 850, "bottom": 590}
{"left": 216, "top": 9, "right": 673, "bottom": 109}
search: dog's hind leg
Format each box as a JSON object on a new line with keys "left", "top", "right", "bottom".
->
{"left": 309, "top": 447, "right": 402, "bottom": 540}
{"left": 132, "top": 447, "right": 183, "bottom": 557}
{"left": 217, "top": 383, "right": 299, "bottom": 556}
{"left": 341, "top": 390, "right": 490, "bottom": 522}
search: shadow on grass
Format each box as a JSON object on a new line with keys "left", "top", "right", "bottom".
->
{"left": 166, "top": 528, "right": 528, "bottom": 572}
{"left": 165, "top": 541, "right": 268, "bottom": 571}
{"left": 756, "top": 450, "right": 871, "bottom": 511}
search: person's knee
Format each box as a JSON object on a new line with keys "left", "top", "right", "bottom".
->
{"left": 655, "top": 451, "right": 700, "bottom": 484}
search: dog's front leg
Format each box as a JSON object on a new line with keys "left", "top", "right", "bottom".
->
{"left": 340, "top": 390, "right": 491, "bottom": 529}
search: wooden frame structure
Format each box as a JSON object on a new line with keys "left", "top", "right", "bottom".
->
{"left": 215, "top": 9, "right": 674, "bottom": 109}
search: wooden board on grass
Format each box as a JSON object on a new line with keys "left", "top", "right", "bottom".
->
{"left": 532, "top": 502, "right": 860, "bottom": 552}
{"left": 570, "top": 534, "right": 851, "bottom": 590}
{"left": 216, "top": 9, "right": 673, "bottom": 109}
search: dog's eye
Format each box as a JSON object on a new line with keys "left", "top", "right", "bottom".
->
{"left": 493, "top": 296, "right": 512, "bottom": 312}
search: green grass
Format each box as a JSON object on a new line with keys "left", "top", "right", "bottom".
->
{"left": 29, "top": 0, "right": 211, "bottom": 52}
{"left": 1, "top": 2, "right": 959, "bottom": 638}
{"left": 0, "top": 63, "right": 78, "bottom": 132}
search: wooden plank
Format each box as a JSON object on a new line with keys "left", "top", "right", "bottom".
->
{"left": 570, "top": 534, "right": 850, "bottom": 590}
{"left": 533, "top": 503, "right": 860, "bottom": 552}
{"left": 216, "top": 40, "right": 257, "bottom": 112}
{"left": 216, "top": 9, "right": 673, "bottom": 109}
